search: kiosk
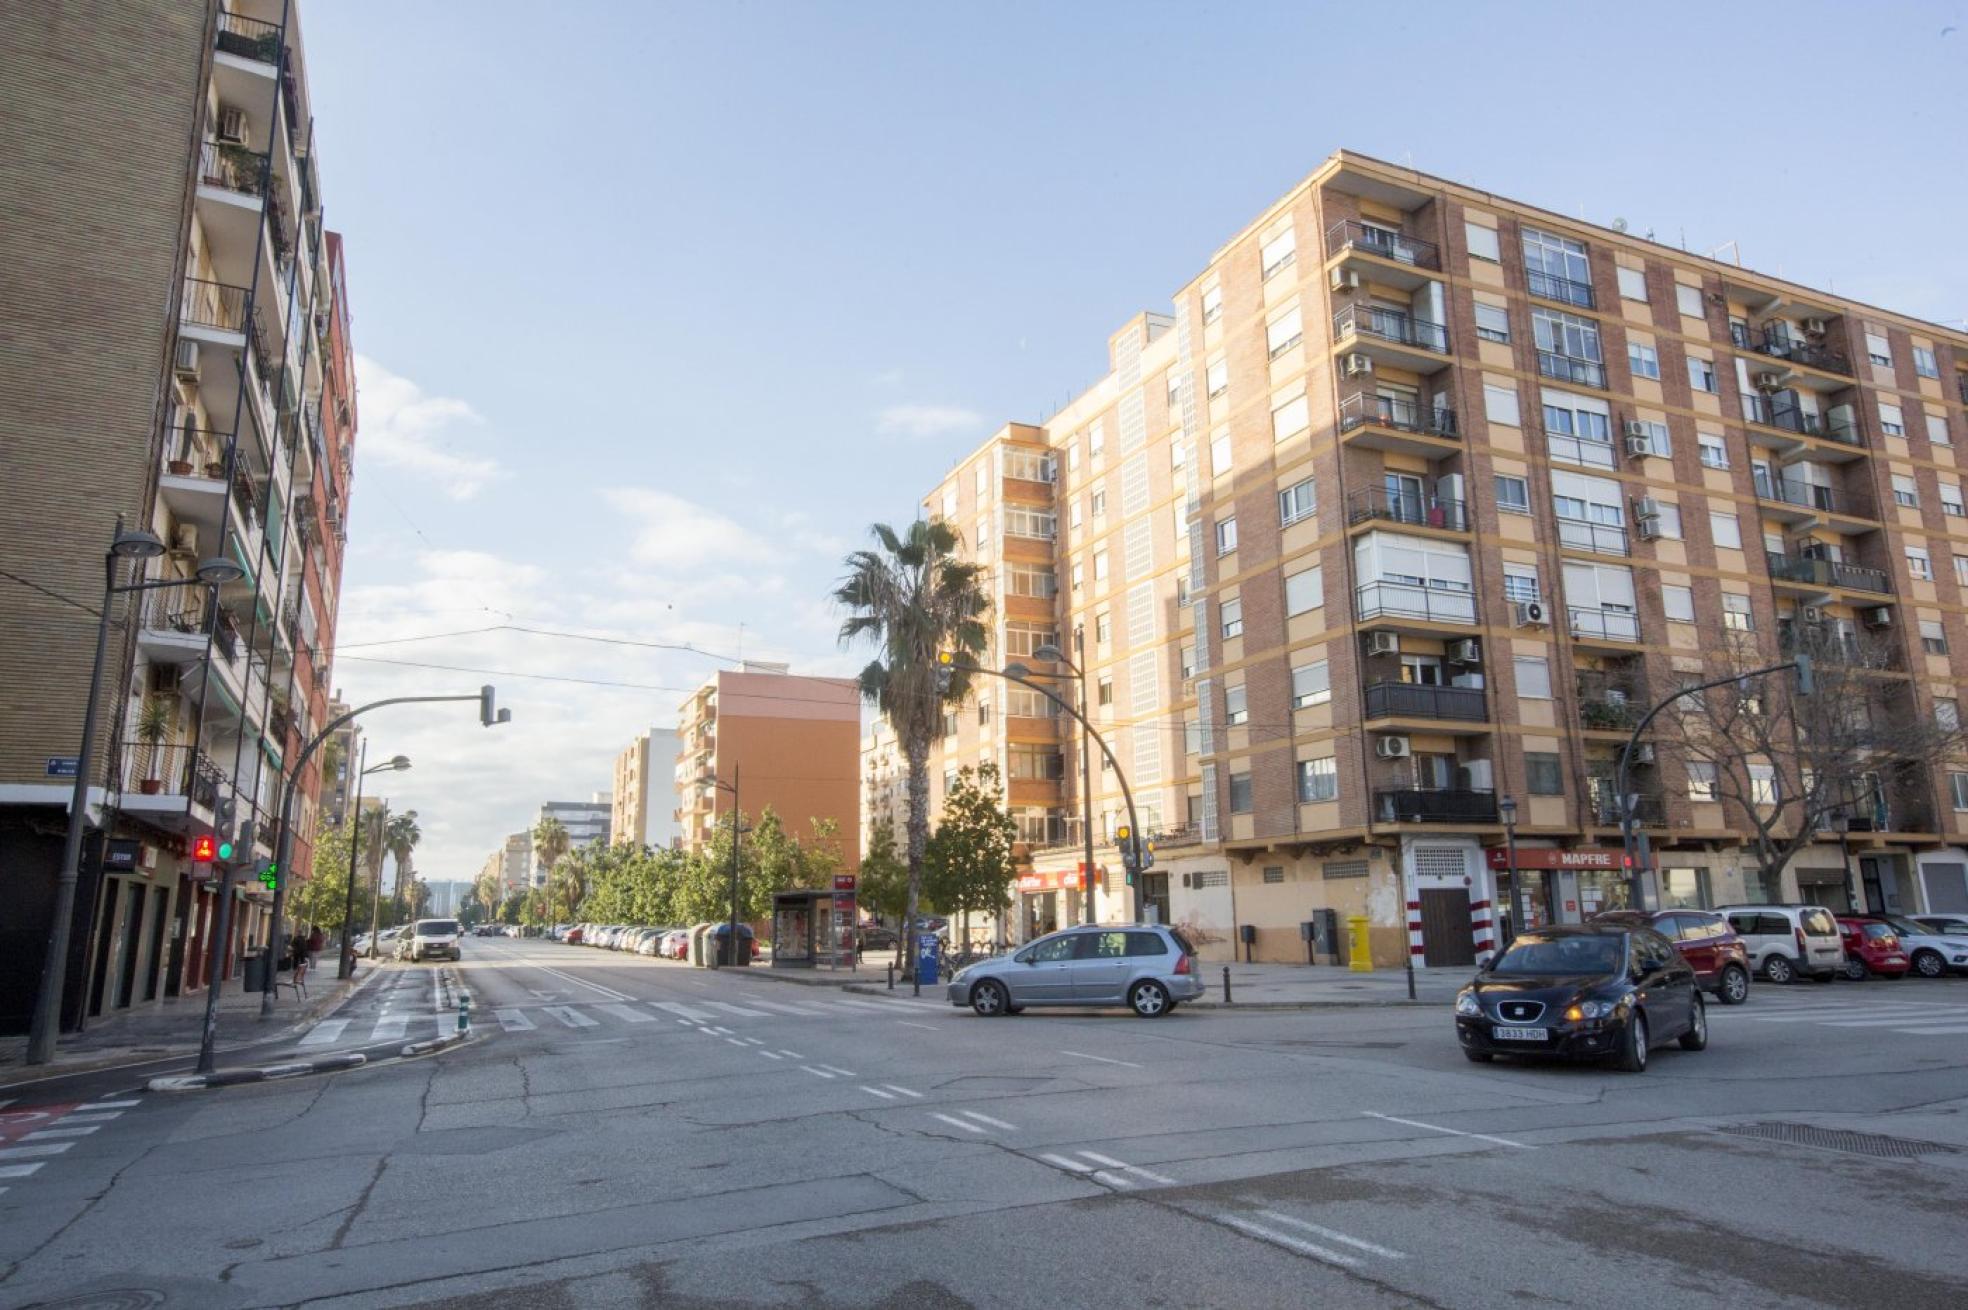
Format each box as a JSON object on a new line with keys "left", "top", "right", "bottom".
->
{"left": 771, "top": 889, "right": 857, "bottom": 970}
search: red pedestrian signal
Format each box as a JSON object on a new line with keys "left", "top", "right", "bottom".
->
{"left": 192, "top": 834, "right": 217, "bottom": 862}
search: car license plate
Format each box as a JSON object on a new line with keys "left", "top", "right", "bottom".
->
{"left": 1493, "top": 1026, "right": 1549, "bottom": 1042}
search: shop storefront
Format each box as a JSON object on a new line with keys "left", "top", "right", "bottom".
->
{"left": 1014, "top": 867, "right": 1090, "bottom": 941}
{"left": 1487, "top": 847, "right": 1627, "bottom": 929}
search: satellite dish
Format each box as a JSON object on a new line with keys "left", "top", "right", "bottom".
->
{"left": 1612, "top": 217, "right": 1630, "bottom": 233}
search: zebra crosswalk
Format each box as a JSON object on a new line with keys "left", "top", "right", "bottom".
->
{"left": 1711, "top": 990, "right": 1968, "bottom": 1036}
{"left": 487, "top": 993, "right": 934, "bottom": 1034}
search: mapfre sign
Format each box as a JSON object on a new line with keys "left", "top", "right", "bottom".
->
{"left": 1486, "top": 848, "right": 1621, "bottom": 871}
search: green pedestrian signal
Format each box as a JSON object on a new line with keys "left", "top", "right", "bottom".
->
{"left": 257, "top": 862, "right": 278, "bottom": 891}
{"left": 216, "top": 840, "right": 235, "bottom": 861}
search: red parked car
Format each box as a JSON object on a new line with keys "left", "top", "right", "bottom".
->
{"left": 1591, "top": 910, "right": 1752, "bottom": 1004}
{"left": 1835, "top": 917, "right": 1909, "bottom": 980}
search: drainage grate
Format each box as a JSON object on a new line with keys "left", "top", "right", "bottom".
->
{"left": 1720, "top": 1122, "right": 1958, "bottom": 1159}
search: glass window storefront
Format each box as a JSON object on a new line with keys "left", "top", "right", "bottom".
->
{"left": 1660, "top": 867, "right": 1710, "bottom": 909}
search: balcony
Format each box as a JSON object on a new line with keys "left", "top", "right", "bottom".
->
{"left": 1569, "top": 606, "right": 1641, "bottom": 644}
{"left": 1374, "top": 788, "right": 1498, "bottom": 825}
{"left": 1338, "top": 393, "right": 1459, "bottom": 457}
{"left": 1526, "top": 267, "right": 1596, "bottom": 309}
{"left": 1363, "top": 681, "right": 1488, "bottom": 724}
{"left": 180, "top": 278, "right": 249, "bottom": 337}
{"left": 1542, "top": 426, "right": 1618, "bottom": 470}
{"left": 1576, "top": 669, "right": 1647, "bottom": 733}
{"left": 1741, "top": 394, "right": 1866, "bottom": 461}
{"left": 1537, "top": 350, "right": 1607, "bottom": 389}
{"left": 1355, "top": 581, "right": 1477, "bottom": 627}
{"left": 120, "top": 741, "right": 228, "bottom": 832}
{"left": 1753, "top": 473, "right": 1874, "bottom": 531}
{"left": 1347, "top": 486, "right": 1469, "bottom": 533}
{"left": 1764, "top": 552, "right": 1892, "bottom": 596}
{"left": 1333, "top": 305, "right": 1450, "bottom": 372}
{"left": 196, "top": 141, "right": 268, "bottom": 200}
{"left": 1587, "top": 780, "right": 1665, "bottom": 827}
{"left": 1555, "top": 517, "right": 1630, "bottom": 557}
{"left": 1326, "top": 220, "right": 1440, "bottom": 292}
{"left": 216, "top": 10, "right": 282, "bottom": 64}
{"left": 1744, "top": 327, "right": 1852, "bottom": 380}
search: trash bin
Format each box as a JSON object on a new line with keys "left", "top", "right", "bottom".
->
{"left": 241, "top": 947, "right": 269, "bottom": 992}
{"left": 713, "top": 925, "right": 753, "bottom": 967}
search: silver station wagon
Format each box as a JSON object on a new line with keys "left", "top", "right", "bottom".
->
{"left": 947, "top": 924, "right": 1203, "bottom": 1018}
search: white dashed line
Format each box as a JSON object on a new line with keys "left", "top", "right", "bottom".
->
{"left": 897, "top": 1021, "right": 939, "bottom": 1030}
{"left": 652, "top": 1001, "right": 715, "bottom": 1022}
{"left": 817, "top": 1064, "right": 856, "bottom": 1077}
{"left": 1257, "top": 1212, "right": 1407, "bottom": 1259}
{"left": 882, "top": 1084, "right": 924, "bottom": 1098}
{"left": 726, "top": 1038, "right": 748, "bottom": 1047}
{"left": 758, "top": 1051, "right": 783, "bottom": 1060}
{"left": 1220, "top": 1215, "right": 1358, "bottom": 1267}
{"left": 860, "top": 1086, "right": 896, "bottom": 1099}
{"left": 1058, "top": 1049, "right": 1141, "bottom": 1068}
{"left": 87, "top": 1100, "right": 140, "bottom": 1109}
{"left": 957, "top": 1110, "right": 1017, "bottom": 1131}
{"left": 1363, "top": 1111, "right": 1533, "bottom": 1150}
{"left": 1078, "top": 1150, "right": 1175, "bottom": 1185}
{"left": 929, "top": 1112, "right": 987, "bottom": 1134}
{"left": 0, "top": 1143, "right": 74, "bottom": 1160}
{"left": 0, "top": 1163, "right": 46, "bottom": 1179}
{"left": 1040, "top": 1153, "right": 1092, "bottom": 1171}
{"left": 24, "top": 1127, "right": 100, "bottom": 1141}
{"left": 777, "top": 1050, "right": 805, "bottom": 1060}
{"left": 801, "top": 1066, "right": 837, "bottom": 1079}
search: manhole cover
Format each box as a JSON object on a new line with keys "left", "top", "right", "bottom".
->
{"left": 933, "top": 1075, "right": 1053, "bottom": 1093}
{"left": 1720, "top": 1123, "right": 1958, "bottom": 1159}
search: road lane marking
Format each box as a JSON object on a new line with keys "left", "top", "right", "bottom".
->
{"left": 1895, "top": 1024, "right": 1968, "bottom": 1035}
{"left": 829, "top": 998, "right": 902, "bottom": 1012}
{"left": 1220, "top": 1215, "right": 1359, "bottom": 1267}
{"left": 1078, "top": 1150, "right": 1175, "bottom": 1184}
{"left": 778, "top": 1049, "right": 806, "bottom": 1059}
{"left": 860, "top": 1086, "right": 896, "bottom": 1099}
{"left": 543, "top": 1007, "right": 598, "bottom": 1028}
{"left": 652, "top": 1001, "right": 716, "bottom": 1022}
{"left": 758, "top": 1051, "right": 783, "bottom": 1060}
{"left": 0, "top": 1143, "right": 74, "bottom": 1160}
{"left": 531, "top": 965, "right": 633, "bottom": 1002}
{"left": 739, "top": 1037, "right": 765, "bottom": 1046}
{"left": 897, "top": 1021, "right": 939, "bottom": 1031}
{"left": 882, "top": 1084, "right": 923, "bottom": 1098}
{"left": 24, "top": 1127, "right": 100, "bottom": 1140}
{"left": 703, "top": 1001, "right": 770, "bottom": 1018}
{"left": 1258, "top": 1212, "right": 1407, "bottom": 1258}
{"left": 1058, "top": 1049, "right": 1142, "bottom": 1068}
{"left": 494, "top": 1009, "right": 536, "bottom": 1032}
{"left": 1090, "top": 1170, "right": 1136, "bottom": 1189}
{"left": 1040, "top": 1153, "right": 1092, "bottom": 1171}
{"left": 597, "top": 1003, "right": 655, "bottom": 1024}
{"left": 958, "top": 1110, "right": 1017, "bottom": 1131}
{"left": 726, "top": 1038, "right": 748, "bottom": 1047}
{"left": 743, "top": 999, "right": 828, "bottom": 1017}
{"left": 0, "top": 1163, "right": 46, "bottom": 1179}
{"left": 928, "top": 1112, "right": 986, "bottom": 1133}
{"left": 801, "top": 1066, "right": 836, "bottom": 1079}
{"left": 369, "top": 1016, "right": 408, "bottom": 1043}
{"left": 297, "top": 1019, "right": 350, "bottom": 1047}
{"left": 817, "top": 1064, "right": 856, "bottom": 1077}
{"left": 86, "top": 1100, "right": 140, "bottom": 1109}
{"left": 1363, "top": 1111, "right": 1533, "bottom": 1150}
{"left": 704, "top": 1025, "right": 734, "bottom": 1036}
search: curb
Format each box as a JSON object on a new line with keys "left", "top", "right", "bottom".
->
{"left": 145, "top": 1025, "right": 475, "bottom": 1092}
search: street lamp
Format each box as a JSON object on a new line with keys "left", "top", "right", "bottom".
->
{"left": 699, "top": 768, "right": 743, "bottom": 968}
{"left": 1497, "top": 794, "right": 1519, "bottom": 948}
{"left": 339, "top": 742, "right": 409, "bottom": 978}
{"left": 25, "top": 521, "right": 244, "bottom": 1065}
{"left": 1033, "top": 637, "right": 1098, "bottom": 927}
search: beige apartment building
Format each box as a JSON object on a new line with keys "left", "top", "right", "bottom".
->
{"left": 611, "top": 727, "right": 680, "bottom": 851}
{"left": 675, "top": 663, "right": 861, "bottom": 869}
{"left": 0, "top": 1, "right": 358, "bottom": 1032}
{"left": 923, "top": 149, "right": 1968, "bottom": 965}
{"left": 860, "top": 719, "right": 908, "bottom": 854}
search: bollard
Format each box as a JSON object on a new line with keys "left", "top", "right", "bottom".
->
{"left": 457, "top": 993, "right": 471, "bottom": 1034}
{"left": 887, "top": 962, "right": 895, "bottom": 990}
{"left": 1222, "top": 965, "right": 1232, "bottom": 1004}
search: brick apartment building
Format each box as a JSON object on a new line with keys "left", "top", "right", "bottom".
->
{"left": 923, "top": 149, "right": 1968, "bottom": 965}
{"left": 0, "top": 1, "right": 358, "bottom": 1033}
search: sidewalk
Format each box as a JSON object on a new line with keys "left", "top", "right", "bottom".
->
{"left": 0, "top": 964, "right": 368, "bottom": 1088}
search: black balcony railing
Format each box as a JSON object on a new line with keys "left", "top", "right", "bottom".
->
{"left": 181, "top": 278, "right": 248, "bottom": 332}
{"left": 1363, "top": 681, "right": 1487, "bottom": 722}
{"left": 1750, "top": 328, "right": 1852, "bottom": 377}
{"left": 1569, "top": 606, "right": 1641, "bottom": 643}
{"left": 140, "top": 589, "right": 212, "bottom": 636}
{"left": 1355, "top": 581, "right": 1477, "bottom": 625}
{"left": 1150, "top": 822, "right": 1204, "bottom": 849}
{"left": 1375, "top": 788, "right": 1498, "bottom": 824}
{"left": 1754, "top": 473, "right": 1868, "bottom": 519}
{"left": 1339, "top": 393, "right": 1458, "bottom": 439}
{"left": 1742, "top": 394, "right": 1864, "bottom": 447}
{"left": 1526, "top": 267, "right": 1596, "bottom": 309}
{"left": 1588, "top": 780, "right": 1665, "bottom": 826}
{"left": 1578, "top": 696, "right": 1641, "bottom": 731}
{"left": 1764, "top": 552, "right": 1892, "bottom": 595}
{"left": 1537, "top": 350, "right": 1606, "bottom": 388}
{"left": 1556, "top": 517, "right": 1630, "bottom": 556}
{"left": 1348, "top": 486, "right": 1469, "bottom": 532}
{"left": 122, "top": 740, "right": 225, "bottom": 803}
{"left": 162, "top": 424, "right": 231, "bottom": 477}
{"left": 216, "top": 9, "right": 281, "bottom": 63}
{"left": 1326, "top": 220, "right": 1440, "bottom": 270}
{"left": 197, "top": 141, "right": 268, "bottom": 198}
{"left": 1334, "top": 305, "right": 1450, "bottom": 354}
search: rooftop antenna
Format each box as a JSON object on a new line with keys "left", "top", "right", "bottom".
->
{"left": 1706, "top": 240, "right": 1740, "bottom": 266}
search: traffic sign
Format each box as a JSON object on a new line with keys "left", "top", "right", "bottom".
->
{"left": 834, "top": 873, "right": 857, "bottom": 892}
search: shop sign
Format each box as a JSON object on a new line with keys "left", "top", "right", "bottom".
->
{"left": 1015, "top": 867, "right": 1099, "bottom": 893}
{"left": 1487, "top": 848, "right": 1621, "bottom": 871}
{"left": 834, "top": 873, "right": 857, "bottom": 892}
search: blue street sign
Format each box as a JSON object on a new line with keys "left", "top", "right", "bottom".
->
{"left": 916, "top": 930, "right": 940, "bottom": 979}
{"left": 46, "top": 757, "right": 79, "bottom": 778}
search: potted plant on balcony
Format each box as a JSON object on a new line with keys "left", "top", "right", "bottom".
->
{"left": 136, "top": 695, "right": 173, "bottom": 795}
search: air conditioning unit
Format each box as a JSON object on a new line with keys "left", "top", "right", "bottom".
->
{"left": 1514, "top": 600, "right": 1548, "bottom": 627}
{"left": 216, "top": 107, "right": 248, "bottom": 145}
{"left": 1330, "top": 268, "right": 1360, "bottom": 292}
{"left": 171, "top": 524, "right": 198, "bottom": 554}
{"left": 1754, "top": 371, "right": 1786, "bottom": 392}
{"left": 1800, "top": 605, "right": 1825, "bottom": 624}
{"left": 1635, "top": 517, "right": 1664, "bottom": 541}
{"left": 1631, "top": 744, "right": 1656, "bottom": 766}
{"left": 1364, "top": 631, "right": 1400, "bottom": 657}
{"left": 1803, "top": 317, "right": 1829, "bottom": 336}
{"left": 1625, "top": 433, "right": 1655, "bottom": 459}
{"left": 1633, "top": 496, "right": 1664, "bottom": 520}
{"left": 1374, "top": 736, "right": 1412, "bottom": 759}
{"left": 1343, "top": 353, "right": 1374, "bottom": 378}
{"left": 1449, "top": 638, "right": 1481, "bottom": 664}
{"left": 1865, "top": 607, "right": 1894, "bottom": 628}
{"left": 1623, "top": 420, "right": 1649, "bottom": 440}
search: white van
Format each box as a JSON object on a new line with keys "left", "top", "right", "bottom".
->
{"left": 1717, "top": 904, "right": 1844, "bottom": 983}
{"left": 409, "top": 918, "right": 462, "bottom": 962}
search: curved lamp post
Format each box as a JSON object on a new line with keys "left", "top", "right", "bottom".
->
{"left": 339, "top": 745, "right": 409, "bottom": 978}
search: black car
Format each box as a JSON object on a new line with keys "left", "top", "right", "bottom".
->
{"left": 1454, "top": 924, "right": 1707, "bottom": 1073}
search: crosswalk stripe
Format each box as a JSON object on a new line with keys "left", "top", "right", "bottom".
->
{"left": 883, "top": 1084, "right": 924, "bottom": 1098}
{"left": 25, "top": 1127, "right": 100, "bottom": 1140}
{"left": 818, "top": 1064, "right": 856, "bottom": 1077}
{"left": 1258, "top": 1211, "right": 1406, "bottom": 1258}
{"left": 1220, "top": 1215, "right": 1357, "bottom": 1267}
{"left": 929, "top": 1112, "right": 986, "bottom": 1133}
{"left": 298, "top": 1019, "right": 350, "bottom": 1047}
{"left": 758, "top": 1051, "right": 783, "bottom": 1060}
{"left": 860, "top": 1086, "right": 895, "bottom": 1099}
{"left": 494, "top": 1009, "right": 536, "bottom": 1031}
{"left": 801, "top": 1066, "right": 836, "bottom": 1079}
{"left": 543, "top": 1006, "right": 598, "bottom": 1028}
{"left": 829, "top": 998, "right": 902, "bottom": 1012}
{"left": 86, "top": 1100, "right": 140, "bottom": 1109}
{"left": 958, "top": 1110, "right": 1017, "bottom": 1131}
{"left": 743, "top": 999, "right": 828, "bottom": 1016}
{"left": 703, "top": 1001, "right": 770, "bottom": 1018}
{"left": 0, "top": 1143, "right": 74, "bottom": 1160}
{"left": 58, "top": 1112, "right": 121, "bottom": 1124}
{"left": 596, "top": 1004, "right": 654, "bottom": 1024}
{"left": 652, "top": 1001, "right": 716, "bottom": 1022}
{"left": 1040, "top": 1153, "right": 1092, "bottom": 1171}
{"left": 0, "top": 1163, "right": 46, "bottom": 1179}
{"left": 1893, "top": 1024, "right": 1968, "bottom": 1035}
{"left": 369, "top": 1016, "right": 408, "bottom": 1042}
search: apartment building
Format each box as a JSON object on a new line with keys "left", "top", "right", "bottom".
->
{"left": 923, "top": 149, "right": 1968, "bottom": 965}
{"left": 674, "top": 662, "right": 861, "bottom": 867}
{"left": 496, "top": 831, "right": 532, "bottom": 897}
{"left": 321, "top": 695, "right": 357, "bottom": 827}
{"left": 534, "top": 798, "right": 610, "bottom": 884}
{"left": 860, "top": 719, "right": 908, "bottom": 855}
{"left": 0, "top": 1, "right": 358, "bottom": 1033}
{"left": 611, "top": 727, "right": 680, "bottom": 851}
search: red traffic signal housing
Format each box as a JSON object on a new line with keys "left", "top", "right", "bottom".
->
{"left": 192, "top": 833, "right": 218, "bottom": 862}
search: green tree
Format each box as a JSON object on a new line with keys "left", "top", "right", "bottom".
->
{"left": 856, "top": 816, "right": 908, "bottom": 925}
{"left": 922, "top": 763, "right": 1017, "bottom": 948}
{"left": 385, "top": 809, "right": 421, "bottom": 913}
{"left": 834, "top": 519, "right": 990, "bottom": 969}
{"left": 292, "top": 814, "right": 355, "bottom": 933}
{"left": 531, "top": 816, "right": 572, "bottom": 921}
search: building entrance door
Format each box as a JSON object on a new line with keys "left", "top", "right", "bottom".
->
{"left": 1418, "top": 887, "right": 1475, "bottom": 966}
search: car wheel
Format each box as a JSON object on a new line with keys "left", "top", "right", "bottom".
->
{"left": 970, "top": 979, "right": 1008, "bottom": 1017}
{"left": 1614, "top": 1013, "right": 1649, "bottom": 1073}
{"left": 1463, "top": 1050, "right": 1494, "bottom": 1064}
{"left": 1678, "top": 994, "right": 1708, "bottom": 1051}
{"left": 1912, "top": 952, "right": 1947, "bottom": 979}
{"left": 1129, "top": 980, "right": 1171, "bottom": 1018}
{"left": 1762, "top": 955, "right": 1795, "bottom": 985}
{"left": 1843, "top": 958, "right": 1868, "bottom": 981}
{"left": 1718, "top": 965, "right": 1750, "bottom": 1005}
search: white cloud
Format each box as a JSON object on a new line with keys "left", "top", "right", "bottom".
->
{"left": 353, "top": 355, "right": 504, "bottom": 499}
{"left": 602, "top": 487, "right": 783, "bottom": 571}
{"left": 875, "top": 403, "right": 984, "bottom": 439}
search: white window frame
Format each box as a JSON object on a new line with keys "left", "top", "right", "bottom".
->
{"left": 1284, "top": 566, "right": 1324, "bottom": 616}
{"left": 1215, "top": 516, "right": 1238, "bottom": 555}
{"left": 1278, "top": 478, "right": 1316, "bottom": 527}
{"left": 1291, "top": 660, "right": 1331, "bottom": 709}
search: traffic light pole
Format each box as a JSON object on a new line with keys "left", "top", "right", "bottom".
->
{"left": 195, "top": 829, "right": 248, "bottom": 1075}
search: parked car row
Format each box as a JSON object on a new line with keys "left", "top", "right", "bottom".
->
{"left": 553, "top": 922, "right": 760, "bottom": 961}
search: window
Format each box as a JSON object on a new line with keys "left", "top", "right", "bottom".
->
{"left": 1004, "top": 622, "right": 1059, "bottom": 657}
{"left": 1096, "top": 676, "right": 1113, "bottom": 708}
{"left": 1893, "top": 474, "right": 1919, "bottom": 508}
{"left": 1220, "top": 597, "right": 1243, "bottom": 638}
{"left": 1465, "top": 221, "right": 1500, "bottom": 262}
{"left": 1879, "top": 402, "right": 1905, "bottom": 436}
{"left": 1201, "top": 284, "right": 1221, "bottom": 325}
{"left": 975, "top": 463, "right": 989, "bottom": 496}
{"left": 1003, "top": 507, "right": 1056, "bottom": 539}
{"left": 1228, "top": 772, "right": 1253, "bottom": 814}
{"left": 1943, "top": 484, "right": 1965, "bottom": 517}
{"left": 1297, "top": 757, "right": 1337, "bottom": 802}
{"left": 1709, "top": 511, "right": 1742, "bottom": 550}
{"left": 1475, "top": 302, "right": 1511, "bottom": 343}
{"left": 1956, "top": 555, "right": 1968, "bottom": 587}
{"left": 1629, "top": 419, "right": 1672, "bottom": 456}
{"left": 1721, "top": 593, "right": 1753, "bottom": 630}
{"left": 1938, "top": 697, "right": 1961, "bottom": 732}
{"left": 1094, "top": 611, "right": 1111, "bottom": 645}
{"left": 1550, "top": 469, "right": 1627, "bottom": 552}
{"left": 1920, "top": 619, "right": 1949, "bottom": 654}
{"left": 1008, "top": 745, "right": 1064, "bottom": 781}
{"left": 1261, "top": 227, "right": 1296, "bottom": 280}
{"left": 1007, "top": 688, "right": 1058, "bottom": 719}
{"left": 1091, "top": 488, "right": 1106, "bottom": 518}
{"left": 1663, "top": 584, "right": 1694, "bottom": 623}
{"left": 1649, "top": 503, "right": 1683, "bottom": 540}
{"left": 1514, "top": 655, "right": 1552, "bottom": 699}
{"left": 1207, "top": 358, "right": 1227, "bottom": 398}
{"left": 1929, "top": 414, "right": 1953, "bottom": 447}
{"left": 1698, "top": 433, "right": 1730, "bottom": 469}
{"left": 1215, "top": 516, "right": 1238, "bottom": 555}
{"left": 1525, "top": 752, "right": 1562, "bottom": 795}
{"left": 1687, "top": 761, "right": 1719, "bottom": 801}
{"left": 1179, "top": 642, "right": 1195, "bottom": 680}
{"left": 1866, "top": 331, "right": 1892, "bottom": 367}
{"left": 1266, "top": 305, "right": 1304, "bottom": 358}
{"left": 1750, "top": 763, "right": 1778, "bottom": 805}
{"left": 1951, "top": 772, "right": 1968, "bottom": 810}
{"left": 1176, "top": 575, "right": 1190, "bottom": 607}
{"left": 1617, "top": 266, "right": 1648, "bottom": 302}
{"left": 1224, "top": 685, "right": 1247, "bottom": 726}
{"left": 1070, "top": 562, "right": 1084, "bottom": 593}
{"left": 1279, "top": 478, "right": 1316, "bottom": 526}
{"left": 1285, "top": 566, "right": 1324, "bottom": 615}
{"left": 1913, "top": 346, "right": 1939, "bottom": 379}
{"left": 1089, "top": 419, "right": 1105, "bottom": 456}
{"left": 1069, "top": 501, "right": 1083, "bottom": 530}
{"left": 1067, "top": 443, "right": 1080, "bottom": 472}
{"left": 1170, "top": 440, "right": 1185, "bottom": 468}
{"left": 1686, "top": 355, "right": 1717, "bottom": 393}
{"left": 940, "top": 488, "right": 958, "bottom": 518}
{"left": 1272, "top": 394, "right": 1310, "bottom": 440}
{"left": 1502, "top": 563, "right": 1540, "bottom": 604}
{"left": 1675, "top": 284, "right": 1705, "bottom": 318}
{"left": 1495, "top": 473, "right": 1530, "bottom": 513}
{"left": 1542, "top": 391, "right": 1615, "bottom": 467}
{"left": 1211, "top": 431, "right": 1232, "bottom": 475}
{"left": 1522, "top": 227, "right": 1593, "bottom": 305}
{"left": 1532, "top": 308, "right": 1604, "bottom": 385}
{"left": 1628, "top": 342, "right": 1660, "bottom": 380}
{"left": 1484, "top": 383, "right": 1522, "bottom": 427}
{"left": 1092, "top": 549, "right": 1109, "bottom": 583}
{"left": 1292, "top": 660, "right": 1331, "bottom": 708}
{"left": 942, "top": 710, "right": 959, "bottom": 738}
{"left": 1006, "top": 565, "right": 1056, "bottom": 598}
{"left": 1908, "top": 546, "right": 1933, "bottom": 580}
{"left": 1004, "top": 450, "right": 1055, "bottom": 483}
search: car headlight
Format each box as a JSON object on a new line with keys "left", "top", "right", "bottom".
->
{"left": 1454, "top": 991, "right": 1481, "bottom": 1017}
{"left": 1563, "top": 999, "right": 1618, "bottom": 1021}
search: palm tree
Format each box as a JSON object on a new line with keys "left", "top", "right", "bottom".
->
{"left": 532, "top": 816, "right": 571, "bottom": 923}
{"left": 359, "top": 802, "right": 391, "bottom": 923}
{"left": 835, "top": 519, "right": 989, "bottom": 967}
{"left": 385, "top": 810, "right": 422, "bottom": 913}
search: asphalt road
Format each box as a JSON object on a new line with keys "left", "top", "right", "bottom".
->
{"left": 3, "top": 935, "right": 1966, "bottom": 1309}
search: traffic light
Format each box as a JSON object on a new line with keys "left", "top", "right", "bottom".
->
{"left": 256, "top": 859, "right": 279, "bottom": 892}
{"left": 1793, "top": 653, "right": 1815, "bottom": 696}
{"left": 479, "top": 684, "right": 511, "bottom": 726}
{"left": 935, "top": 651, "right": 954, "bottom": 693}
{"left": 191, "top": 833, "right": 217, "bottom": 863}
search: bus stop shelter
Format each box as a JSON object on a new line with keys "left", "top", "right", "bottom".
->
{"left": 771, "top": 889, "right": 856, "bottom": 970}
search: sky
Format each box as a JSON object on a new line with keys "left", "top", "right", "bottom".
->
{"left": 301, "top": 0, "right": 1968, "bottom": 885}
